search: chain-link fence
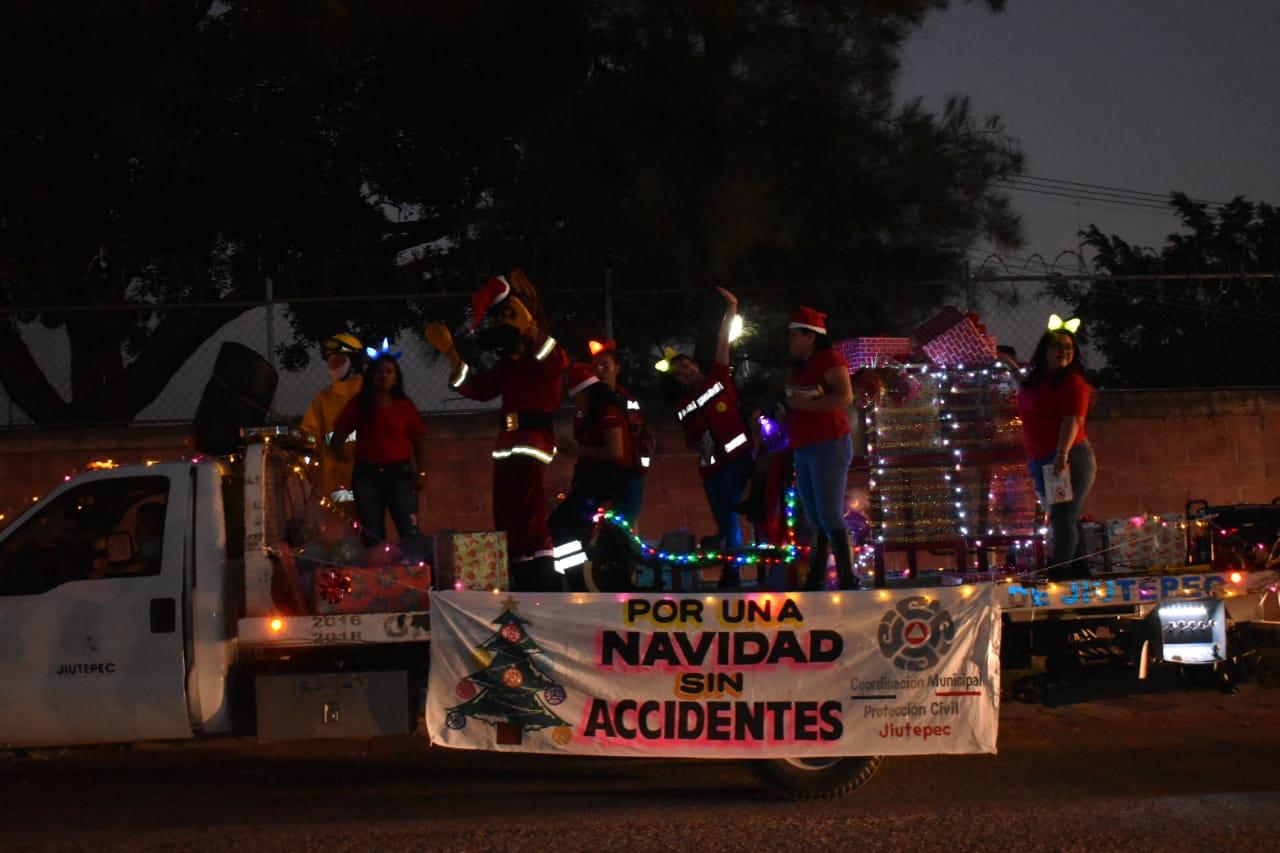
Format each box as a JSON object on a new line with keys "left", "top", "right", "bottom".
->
{"left": 2, "top": 273, "right": 1277, "bottom": 428}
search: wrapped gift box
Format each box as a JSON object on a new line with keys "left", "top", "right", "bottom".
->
{"left": 1081, "top": 521, "right": 1108, "bottom": 575}
{"left": 1104, "top": 518, "right": 1148, "bottom": 571}
{"left": 913, "top": 307, "right": 997, "bottom": 366}
{"left": 833, "top": 336, "right": 914, "bottom": 370}
{"left": 434, "top": 530, "right": 509, "bottom": 591}
{"left": 314, "top": 562, "right": 432, "bottom": 614}
{"left": 1147, "top": 513, "right": 1186, "bottom": 568}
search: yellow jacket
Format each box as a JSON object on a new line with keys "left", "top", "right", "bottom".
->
{"left": 301, "top": 375, "right": 363, "bottom": 499}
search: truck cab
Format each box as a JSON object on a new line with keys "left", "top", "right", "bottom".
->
{"left": 0, "top": 460, "right": 235, "bottom": 747}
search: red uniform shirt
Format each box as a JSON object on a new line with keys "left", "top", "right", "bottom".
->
{"left": 675, "top": 362, "right": 750, "bottom": 475}
{"left": 1017, "top": 372, "right": 1092, "bottom": 460}
{"left": 573, "top": 403, "right": 633, "bottom": 479}
{"left": 455, "top": 332, "right": 569, "bottom": 459}
{"left": 786, "top": 348, "right": 851, "bottom": 449}
{"left": 333, "top": 397, "right": 426, "bottom": 464}
{"left": 616, "top": 384, "right": 652, "bottom": 475}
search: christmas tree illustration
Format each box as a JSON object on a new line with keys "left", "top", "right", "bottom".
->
{"left": 446, "top": 596, "right": 572, "bottom": 746}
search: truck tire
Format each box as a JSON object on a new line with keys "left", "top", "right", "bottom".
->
{"left": 746, "top": 756, "right": 883, "bottom": 800}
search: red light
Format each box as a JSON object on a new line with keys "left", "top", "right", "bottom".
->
{"left": 1229, "top": 571, "right": 1244, "bottom": 585}
{"left": 588, "top": 340, "right": 605, "bottom": 355}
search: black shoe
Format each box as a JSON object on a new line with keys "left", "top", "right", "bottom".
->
{"left": 716, "top": 568, "right": 742, "bottom": 590}
{"left": 831, "top": 529, "right": 859, "bottom": 590}
{"left": 801, "top": 533, "right": 830, "bottom": 591}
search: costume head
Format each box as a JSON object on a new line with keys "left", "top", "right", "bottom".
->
{"left": 471, "top": 269, "right": 546, "bottom": 357}
{"left": 322, "top": 332, "right": 364, "bottom": 383}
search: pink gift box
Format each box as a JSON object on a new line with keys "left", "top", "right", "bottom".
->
{"left": 914, "top": 307, "right": 997, "bottom": 366}
{"left": 833, "top": 336, "right": 915, "bottom": 369}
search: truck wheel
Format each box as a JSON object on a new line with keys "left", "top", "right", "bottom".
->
{"left": 746, "top": 756, "right": 883, "bottom": 800}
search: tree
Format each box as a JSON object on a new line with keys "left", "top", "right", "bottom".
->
{"left": 1, "top": 1, "right": 1022, "bottom": 424}
{"left": 1053, "top": 195, "right": 1280, "bottom": 388}
{"left": 446, "top": 597, "right": 571, "bottom": 745}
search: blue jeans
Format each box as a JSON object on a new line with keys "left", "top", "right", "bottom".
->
{"left": 794, "top": 434, "right": 853, "bottom": 538}
{"left": 352, "top": 462, "right": 418, "bottom": 546}
{"left": 702, "top": 453, "right": 754, "bottom": 549}
{"left": 616, "top": 473, "right": 646, "bottom": 526}
{"left": 1028, "top": 441, "right": 1097, "bottom": 572}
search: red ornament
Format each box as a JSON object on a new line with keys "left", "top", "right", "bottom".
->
{"left": 316, "top": 570, "right": 352, "bottom": 604}
{"left": 502, "top": 666, "right": 524, "bottom": 689}
{"left": 501, "top": 623, "right": 523, "bottom": 643}
{"left": 455, "top": 679, "right": 478, "bottom": 700}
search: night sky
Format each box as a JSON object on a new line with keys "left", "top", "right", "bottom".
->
{"left": 900, "top": 0, "right": 1280, "bottom": 269}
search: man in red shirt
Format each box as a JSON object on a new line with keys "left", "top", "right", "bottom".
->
{"left": 425, "top": 270, "right": 569, "bottom": 591}
{"left": 670, "top": 287, "right": 753, "bottom": 588}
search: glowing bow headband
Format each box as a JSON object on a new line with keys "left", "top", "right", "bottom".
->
{"left": 654, "top": 346, "right": 679, "bottom": 373}
{"left": 1047, "top": 314, "right": 1081, "bottom": 334}
{"left": 364, "top": 337, "right": 402, "bottom": 360}
{"left": 588, "top": 338, "right": 616, "bottom": 356}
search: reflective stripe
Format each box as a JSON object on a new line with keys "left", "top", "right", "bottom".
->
{"left": 328, "top": 489, "right": 355, "bottom": 503}
{"left": 553, "top": 540, "right": 584, "bottom": 559}
{"left": 492, "top": 445, "right": 557, "bottom": 464}
{"left": 626, "top": 399, "right": 641, "bottom": 411}
{"left": 535, "top": 336, "right": 557, "bottom": 362}
{"left": 723, "top": 432, "right": 748, "bottom": 453}
{"left": 640, "top": 456, "right": 651, "bottom": 468}
{"left": 696, "top": 381, "right": 724, "bottom": 408}
{"left": 450, "top": 362, "right": 469, "bottom": 388}
{"left": 554, "top": 551, "right": 588, "bottom": 573}
{"left": 324, "top": 431, "right": 357, "bottom": 443}
{"left": 676, "top": 381, "right": 724, "bottom": 421}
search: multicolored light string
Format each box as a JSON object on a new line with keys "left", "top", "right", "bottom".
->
{"left": 598, "top": 487, "right": 803, "bottom": 568}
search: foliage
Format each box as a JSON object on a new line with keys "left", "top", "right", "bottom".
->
{"left": 1053, "top": 195, "right": 1280, "bottom": 388}
{"left": 0, "top": 0, "right": 1022, "bottom": 424}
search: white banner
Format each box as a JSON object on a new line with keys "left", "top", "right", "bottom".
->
{"left": 427, "top": 587, "right": 1000, "bottom": 758}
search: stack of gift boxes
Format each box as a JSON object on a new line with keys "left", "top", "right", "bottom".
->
{"left": 1087, "top": 514, "right": 1185, "bottom": 574}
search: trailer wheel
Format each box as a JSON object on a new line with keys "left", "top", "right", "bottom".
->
{"left": 746, "top": 756, "right": 883, "bottom": 800}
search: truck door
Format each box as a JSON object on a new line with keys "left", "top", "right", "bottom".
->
{"left": 0, "top": 470, "right": 194, "bottom": 747}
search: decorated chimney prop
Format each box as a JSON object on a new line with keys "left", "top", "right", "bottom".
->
{"left": 912, "top": 307, "right": 998, "bottom": 367}
{"left": 833, "top": 336, "right": 914, "bottom": 370}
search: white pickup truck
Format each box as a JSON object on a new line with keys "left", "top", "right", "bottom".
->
{"left": 0, "top": 430, "right": 432, "bottom": 748}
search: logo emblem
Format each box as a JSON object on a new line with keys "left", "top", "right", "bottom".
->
{"left": 715, "top": 401, "right": 727, "bottom": 413}
{"left": 878, "top": 596, "right": 955, "bottom": 671}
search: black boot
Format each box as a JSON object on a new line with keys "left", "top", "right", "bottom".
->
{"left": 716, "top": 562, "right": 742, "bottom": 590}
{"left": 509, "top": 559, "right": 539, "bottom": 592}
{"left": 802, "top": 533, "right": 830, "bottom": 591}
{"left": 831, "top": 529, "right": 859, "bottom": 590}
{"left": 532, "top": 556, "right": 563, "bottom": 592}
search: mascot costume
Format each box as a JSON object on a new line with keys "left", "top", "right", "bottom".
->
{"left": 425, "top": 269, "right": 569, "bottom": 591}
{"left": 301, "top": 332, "right": 364, "bottom": 508}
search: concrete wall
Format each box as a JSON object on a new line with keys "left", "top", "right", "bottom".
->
{"left": 3, "top": 387, "right": 1279, "bottom": 535}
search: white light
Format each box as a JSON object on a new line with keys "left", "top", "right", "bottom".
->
{"left": 728, "top": 315, "right": 745, "bottom": 342}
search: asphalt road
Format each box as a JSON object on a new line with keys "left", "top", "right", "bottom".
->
{"left": 3, "top": 684, "right": 1279, "bottom": 852}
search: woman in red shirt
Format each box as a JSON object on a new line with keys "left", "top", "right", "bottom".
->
{"left": 785, "top": 306, "right": 856, "bottom": 591}
{"left": 330, "top": 354, "right": 428, "bottom": 547}
{"left": 1017, "top": 320, "right": 1096, "bottom": 578}
{"left": 549, "top": 364, "right": 633, "bottom": 588}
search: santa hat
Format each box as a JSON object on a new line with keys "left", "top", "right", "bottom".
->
{"left": 470, "top": 275, "right": 512, "bottom": 330}
{"left": 567, "top": 363, "right": 600, "bottom": 396}
{"left": 788, "top": 306, "right": 828, "bottom": 335}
